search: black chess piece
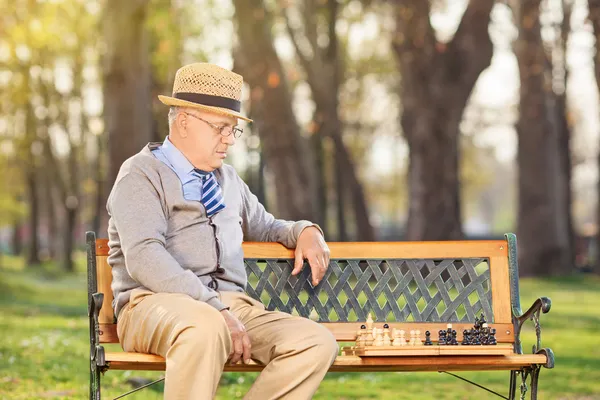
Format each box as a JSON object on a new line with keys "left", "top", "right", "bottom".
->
{"left": 383, "top": 323, "right": 389, "bottom": 329}
{"left": 489, "top": 328, "right": 497, "bottom": 345}
{"left": 360, "top": 324, "right": 366, "bottom": 329}
{"left": 451, "top": 329, "right": 459, "bottom": 345}
{"left": 424, "top": 330, "right": 433, "bottom": 346}
{"left": 438, "top": 330, "right": 447, "bottom": 345}
{"left": 461, "top": 329, "right": 470, "bottom": 345}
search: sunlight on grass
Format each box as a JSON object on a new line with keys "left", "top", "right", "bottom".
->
{"left": 0, "top": 256, "right": 599, "bottom": 399}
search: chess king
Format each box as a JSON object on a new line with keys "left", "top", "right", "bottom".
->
{"left": 106, "top": 63, "right": 338, "bottom": 399}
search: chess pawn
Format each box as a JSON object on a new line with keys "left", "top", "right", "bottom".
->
{"left": 383, "top": 324, "right": 391, "bottom": 346}
{"left": 392, "top": 329, "right": 401, "bottom": 346}
{"left": 415, "top": 330, "right": 423, "bottom": 345}
{"left": 357, "top": 325, "right": 367, "bottom": 347}
{"left": 399, "top": 330, "right": 407, "bottom": 346}
{"left": 409, "top": 329, "right": 416, "bottom": 346}
{"left": 374, "top": 328, "right": 384, "bottom": 346}
{"left": 365, "top": 328, "right": 374, "bottom": 346}
{"left": 438, "top": 330, "right": 447, "bottom": 345}
{"left": 424, "top": 330, "right": 433, "bottom": 346}
{"left": 490, "top": 328, "right": 497, "bottom": 345}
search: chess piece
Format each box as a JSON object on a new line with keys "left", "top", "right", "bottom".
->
{"left": 366, "top": 313, "right": 374, "bottom": 330}
{"left": 374, "top": 328, "right": 384, "bottom": 346}
{"left": 415, "top": 330, "right": 423, "bottom": 345}
{"left": 424, "top": 330, "right": 433, "bottom": 346}
{"left": 451, "top": 329, "right": 458, "bottom": 345}
{"left": 365, "top": 326, "right": 374, "bottom": 346}
{"left": 392, "top": 329, "right": 400, "bottom": 346}
{"left": 399, "top": 330, "right": 407, "bottom": 346}
{"left": 462, "top": 329, "right": 470, "bottom": 345}
{"left": 383, "top": 325, "right": 392, "bottom": 346}
{"left": 409, "top": 330, "right": 416, "bottom": 346}
{"left": 490, "top": 328, "right": 497, "bottom": 345}
{"left": 357, "top": 325, "right": 367, "bottom": 347}
{"left": 438, "top": 329, "right": 447, "bottom": 345}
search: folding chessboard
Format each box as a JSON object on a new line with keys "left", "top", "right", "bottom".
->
{"left": 342, "top": 313, "right": 515, "bottom": 357}
{"left": 341, "top": 344, "right": 514, "bottom": 357}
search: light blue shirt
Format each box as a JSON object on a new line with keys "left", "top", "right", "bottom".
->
{"left": 151, "top": 136, "right": 209, "bottom": 203}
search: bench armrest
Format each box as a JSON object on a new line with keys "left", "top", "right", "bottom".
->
{"left": 514, "top": 297, "right": 554, "bottom": 368}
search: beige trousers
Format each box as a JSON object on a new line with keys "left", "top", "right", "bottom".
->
{"left": 117, "top": 289, "right": 339, "bottom": 400}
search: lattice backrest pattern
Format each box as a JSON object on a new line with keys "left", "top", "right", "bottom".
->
{"left": 245, "top": 258, "right": 493, "bottom": 323}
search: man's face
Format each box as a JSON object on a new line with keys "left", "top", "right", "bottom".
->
{"left": 178, "top": 109, "right": 239, "bottom": 171}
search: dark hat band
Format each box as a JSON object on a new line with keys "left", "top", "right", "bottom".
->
{"left": 174, "top": 92, "right": 241, "bottom": 112}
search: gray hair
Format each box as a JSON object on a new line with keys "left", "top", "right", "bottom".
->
{"left": 168, "top": 106, "right": 181, "bottom": 128}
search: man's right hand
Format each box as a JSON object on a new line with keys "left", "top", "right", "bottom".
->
{"left": 220, "top": 309, "right": 251, "bottom": 364}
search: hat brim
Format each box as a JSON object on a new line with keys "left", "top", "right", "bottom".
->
{"left": 158, "top": 95, "right": 253, "bottom": 123}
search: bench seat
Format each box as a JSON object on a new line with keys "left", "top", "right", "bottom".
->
{"left": 105, "top": 351, "right": 549, "bottom": 372}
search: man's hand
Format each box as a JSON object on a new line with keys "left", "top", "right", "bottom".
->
{"left": 292, "top": 226, "right": 330, "bottom": 286}
{"left": 220, "top": 309, "right": 251, "bottom": 364}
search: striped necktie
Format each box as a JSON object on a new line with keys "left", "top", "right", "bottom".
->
{"left": 193, "top": 170, "right": 225, "bottom": 217}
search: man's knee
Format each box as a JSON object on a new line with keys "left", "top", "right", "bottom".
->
{"left": 171, "top": 306, "right": 231, "bottom": 358}
{"left": 302, "top": 322, "right": 339, "bottom": 364}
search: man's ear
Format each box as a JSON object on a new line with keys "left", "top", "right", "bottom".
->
{"left": 175, "top": 111, "right": 188, "bottom": 138}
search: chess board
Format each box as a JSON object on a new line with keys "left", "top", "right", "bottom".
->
{"left": 341, "top": 343, "right": 514, "bottom": 357}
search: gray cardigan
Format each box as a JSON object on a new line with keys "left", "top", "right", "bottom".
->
{"left": 107, "top": 143, "right": 318, "bottom": 318}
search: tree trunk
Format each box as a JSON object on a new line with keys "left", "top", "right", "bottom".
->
{"left": 25, "top": 170, "right": 40, "bottom": 265}
{"left": 557, "top": 0, "right": 575, "bottom": 269}
{"left": 24, "top": 70, "right": 40, "bottom": 266}
{"left": 515, "top": 0, "right": 572, "bottom": 276}
{"left": 392, "top": 0, "right": 494, "bottom": 241}
{"left": 335, "top": 150, "right": 348, "bottom": 241}
{"left": 232, "top": 0, "right": 317, "bottom": 221}
{"left": 62, "top": 208, "right": 77, "bottom": 272}
{"left": 589, "top": 0, "right": 600, "bottom": 274}
{"left": 103, "top": 0, "right": 152, "bottom": 192}
{"left": 311, "top": 132, "right": 328, "bottom": 237}
{"left": 92, "top": 146, "right": 106, "bottom": 236}
{"left": 285, "top": 0, "right": 374, "bottom": 240}
{"left": 43, "top": 165, "right": 59, "bottom": 260}
{"left": 12, "top": 221, "right": 22, "bottom": 255}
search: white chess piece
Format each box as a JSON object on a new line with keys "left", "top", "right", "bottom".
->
{"left": 374, "top": 328, "right": 384, "bottom": 346}
{"left": 415, "top": 330, "right": 423, "bottom": 345}
{"left": 383, "top": 327, "right": 391, "bottom": 346}
{"left": 409, "top": 330, "right": 416, "bottom": 346}
{"left": 399, "top": 329, "right": 407, "bottom": 346}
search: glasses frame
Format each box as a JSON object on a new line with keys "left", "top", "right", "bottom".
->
{"left": 183, "top": 112, "right": 243, "bottom": 138}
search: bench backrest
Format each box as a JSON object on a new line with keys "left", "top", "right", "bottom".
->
{"left": 87, "top": 233, "right": 521, "bottom": 345}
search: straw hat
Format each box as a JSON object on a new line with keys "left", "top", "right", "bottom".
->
{"left": 158, "top": 63, "right": 252, "bottom": 122}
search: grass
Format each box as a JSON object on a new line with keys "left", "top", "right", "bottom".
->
{"left": 0, "top": 256, "right": 599, "bottom": 399}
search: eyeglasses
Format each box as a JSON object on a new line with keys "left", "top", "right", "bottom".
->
{"left": 184, "top": 112, "right": 243, "bottom": 138}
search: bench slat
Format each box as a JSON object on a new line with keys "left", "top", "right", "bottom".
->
{"left": 100, "top": 322, "right": 515, "bottom": 344}
{"left": 104, "top": 352, "right": 547, "bottom": 372}
{"left": 94, "top": 239, "right": 508, "bottom": 259}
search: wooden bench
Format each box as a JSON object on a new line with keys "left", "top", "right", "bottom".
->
{"left": 86, "top": 232, "right": 554, "bottom": 399}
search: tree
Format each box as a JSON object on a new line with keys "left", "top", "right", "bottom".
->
{"left": 392, "top": 0, "right": 495, "bottom": 241}
{"left": 103, "top": 0, "right": 153, "bottom": 194}
{"left": 588, "top": 0, "right": 600, "bottom": 274}
{"left": 283, "top": 0, "right": 374, "bottom": 241}
{"left": 514, "top": 0, "right": 572, "bottom": 276}
{"left": 232, "top": 0, "right": 319, "bottom": 221}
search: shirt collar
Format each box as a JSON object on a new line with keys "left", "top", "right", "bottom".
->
{"left": 159, "top": 136, "right": 199, "bottom": 184}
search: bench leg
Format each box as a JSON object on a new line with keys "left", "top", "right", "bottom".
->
{"left": 516, "top": 365, "right": 542, "bottom": 400}
{"left": 508, "top": 371, "right": 518, "bottom": 400}
{"left": 90, "top": 367, "right": 101, "bottom": 400}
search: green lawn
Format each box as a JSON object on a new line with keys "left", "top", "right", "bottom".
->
{"left": 0, "top": 255, "right": 599, "bottom": 399}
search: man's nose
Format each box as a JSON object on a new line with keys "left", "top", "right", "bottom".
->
{"left": 222, "top": 133, "right": 236, "bottom": 145}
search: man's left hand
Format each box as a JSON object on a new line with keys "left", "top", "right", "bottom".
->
{"left": 292, "top": 227, "right": 330, "bottom": 286}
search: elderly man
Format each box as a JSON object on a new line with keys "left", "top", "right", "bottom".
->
{"left": 106, "top": 63, "right": 338, "bottom": 399}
